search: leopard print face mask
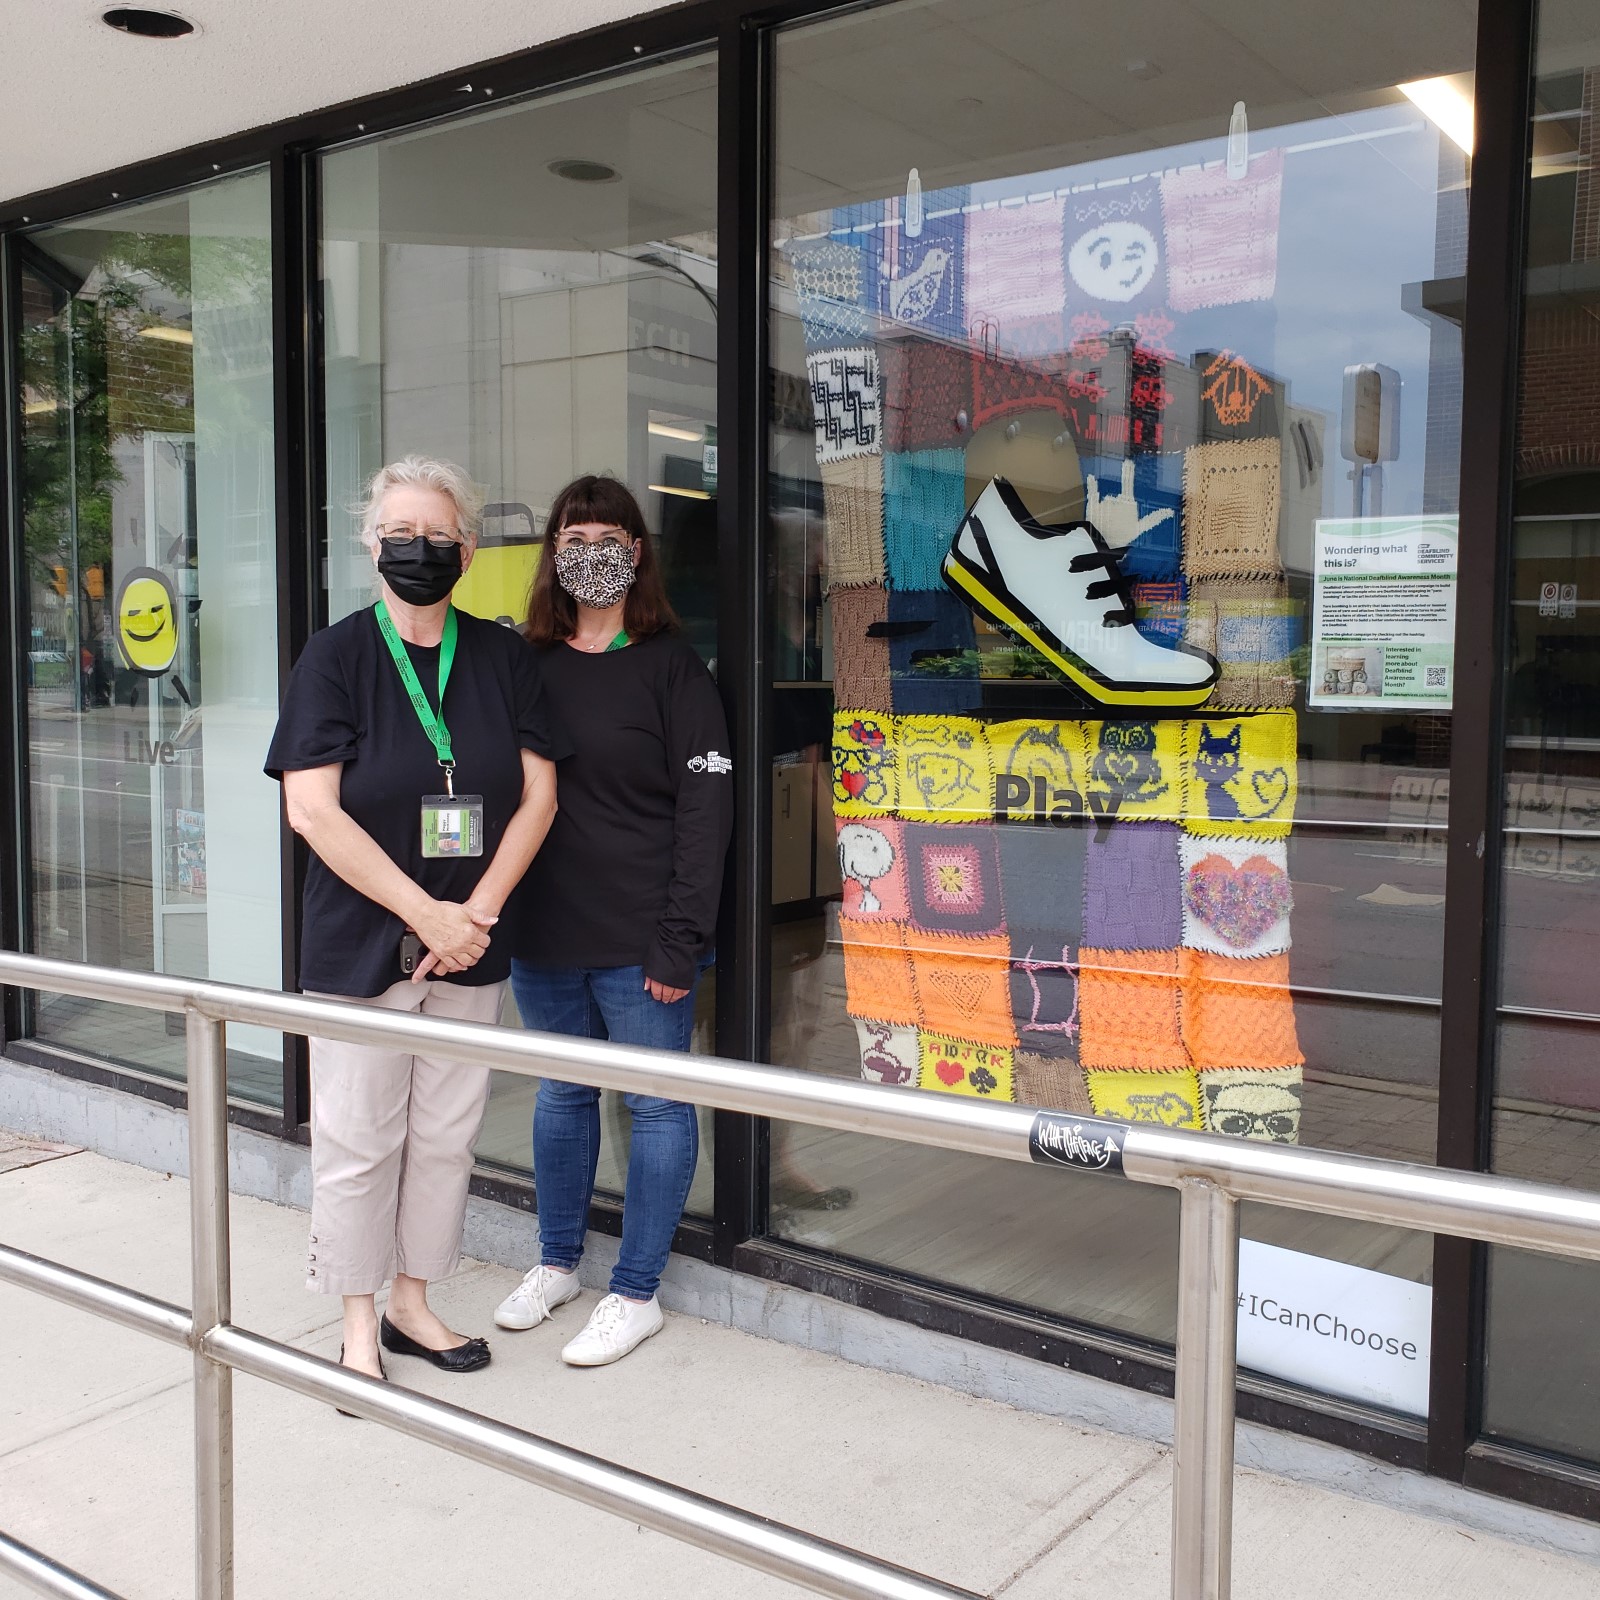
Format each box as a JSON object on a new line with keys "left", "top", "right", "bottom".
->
{"left": 554, "top": 541, "right": 637, "bottom": 609}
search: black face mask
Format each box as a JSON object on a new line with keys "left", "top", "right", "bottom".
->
{"left": 377, "top": 536, "right": 463, "bottom": 606}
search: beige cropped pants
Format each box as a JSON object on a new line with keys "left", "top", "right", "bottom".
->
{"left": 305, "top": 977, "right": 505, "bottom": 1296}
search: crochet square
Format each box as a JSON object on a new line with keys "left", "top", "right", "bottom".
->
{"left": 883, "top": 449, "right": 968, "bottom": 591}
{"left": 1179, "top": 949, "right": 1303, "bottom": 1070}
{"left": 829, "top": 586, "right": 892, "bottom": 712}
{"left": 965, "top": 196, "right": 1067, "bottom": 340}
{"left": 1009, "top": 938, "right": 1079, "bottom": 1062}
{"left": 1077, "top": 946, "right": 1189, "bottom": 1071}
{"left": 1181, "top": 712, "right": 1297, "bottom": 838}
{"left": 820, "top": 453, "right": 885, "bottom": 590}
{"left": 904, "top": 821, "right": 1005, "bottom": 936}
{"left": 836, "top": 816, "right": 908, "bottom": 921}
{"left": 1015, "top": 1050, "right": 1091, "bottom": 1114}
{"left": 808, "top": 347, "right": 881, "bottom": 463}
{"left": 907, "top": 929, "right": 1017, "bottom": 1047}
{"left": 867, "top": 188, "right": 967, "bottom": 342}
{"left": 881, "top": 336, "right": 973, "bottom": 454}
{"left": 1160, "top": 149, "right": 1284, "bottom": 313}
{"left": 1062, "top": 180, "right": 1167, "bottom": 313}
{"left": 1179, "top": 835, "right": 1292, "bottom": 957}
{"left": 1084, "top": 822, "right": 1183, "bottom": 950}
{"left": 989, "top": 718, "right": 1087, "bottom": 820}
{"left": 1133, "top": 579, "right": 1188, "bottom": 646}
{"left": 841, "top": 918, "right": 917, "bottom": 1027}
{"left": 1200, "top": 1065, "right": 1302, "bottom": 1143}
{"left": 895, "top": 714, "right": 995, "bottom": 823}
{"left": 1082, "top": 719, "right": 1184, "bottom": 824}
{"left": 1183, "top": 439, "right": 1283, "bottom": 580}
{"left": 831, "top": 710, "right": 898, "bottom": 818}
{"left": 854, "top": 1018, "right": 919, "bottom": 1087}
{"left": 997, "top": 821, "right": 1087, "bottom": 953}
{"left": 885, "top": 588, "right": 979, "bottom": 716}
{"left": 1184, "top": 578, "right": 1298, "bottom": 710}
{"left": 789, "top": 236, "right": 871, "bottom": 351}
{"left": 916, "top": 1032, "right": 1016, "bottom": 1100}
{"left": 1086, "top": 1067, "right": 1202, "bottom": 1129}
{"left": 1197, "top": 349, "right": 1284, "bottom": 444}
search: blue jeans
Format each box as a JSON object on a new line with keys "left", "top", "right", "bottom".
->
{"left": 510, "top": 958, "right": 706, "bottom": 1301}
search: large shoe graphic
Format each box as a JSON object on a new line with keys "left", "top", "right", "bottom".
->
{"left": 942, "top": 477, "right": 1218, "bottom": 708}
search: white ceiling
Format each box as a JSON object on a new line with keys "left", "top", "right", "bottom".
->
{"left": 0, "top": 0, "right": 677, "bottom": 204}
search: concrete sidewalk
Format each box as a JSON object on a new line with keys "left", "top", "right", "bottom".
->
{"left": 2, "top": 1135, "right": 1599, "bottom": 1600}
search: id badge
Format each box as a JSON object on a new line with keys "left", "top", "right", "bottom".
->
{"left": 421, "top": 794, "right": 484, "bottom": 858}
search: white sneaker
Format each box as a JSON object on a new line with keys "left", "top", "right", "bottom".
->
{"left": 493, "top": 1264, "right": 581, "bottom": 1331}
{"left": 560, "top": 1293, "right": 664, "bottom": 1367}
{"left": 943, "top": 477, "right": 1218, "bottom": 708}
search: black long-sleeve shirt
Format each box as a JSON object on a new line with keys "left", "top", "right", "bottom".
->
{"left": 508, "top": 630, "right": 732, "bottom": 988}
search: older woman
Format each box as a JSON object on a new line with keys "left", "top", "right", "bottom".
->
{"left": 265, "top": 455, "right": 563, "bottom": 1389}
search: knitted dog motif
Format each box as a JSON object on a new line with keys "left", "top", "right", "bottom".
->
{"left": 1089, "top": 721, "right": 1168, "bottom": 805}
{"left": 1194, "top": 723, "right": 1288, "bottom": 822}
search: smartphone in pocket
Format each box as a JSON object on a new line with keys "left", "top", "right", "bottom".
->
{"left": 399, "top": 932, "right": 427, "bottom": 975}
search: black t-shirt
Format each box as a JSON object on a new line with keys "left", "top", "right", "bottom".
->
{"left": 265, "top": 607, "right": 566, "bottom": 997}
{"left": 508, "top": 630, "right": 732, "bottom": 989}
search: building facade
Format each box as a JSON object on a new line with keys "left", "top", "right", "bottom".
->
{"left": 3, "top": 0, "right": 1599, "bottom": 1521}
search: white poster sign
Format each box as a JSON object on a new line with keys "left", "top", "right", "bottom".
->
{"left": 1236, "top": 1239, "right": 1432, "bottom": 1417}
{"left": 1310, "top": 516, "right": 1458, "bottom": 711}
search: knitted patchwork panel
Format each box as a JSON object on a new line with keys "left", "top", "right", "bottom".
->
{"left": 808, "top": 347, "right": 881, "bottom": 463}
{"left": 1184, "top": 577, "right": 1298, "bottom": 710}
{"left": 1015, "top": 1049, "right": 1092, "bottom": 1114}
{"left": 965, "top": 196, "right": 1067, "bottom": 341}
{"left": 1179, "top": 835, "right": 1292, "bottom": 957}
{"left": 1197, "top": 349, "right": 1285, "bottom": 444}
{"left": 1181, "top": 713, "right": 1297, "bottom": 839}
{"left": 906, "top": 929, "right": 1017, "bottom": 1047}
{"left": 894, "top": 714, "right": 995, "bottom": 823}
{"left": 1178, "top": 949, "right": 1304, "bottom": 1070}
{"left": 831, "top": 710, "right": 898, "bottom": 817}
{"left": 916, "top": 1032, "right": 1016, "bottom": 1100}
{"left": 1084, "top": 822, "right": 1183, "bottom": 950}
{"left": 1077, "top": 946, "right": 1190, "bottom": 1071}
{"left": 841, "top": 918, "right": 918, "bottom": 1026}
{"left": 829, "top": 585, "right": 892, "bottom": 712}
{"left": 789, "top": 236, "right": 871, "bottom": 351}
{"left": 1200, "top": 1064, "right": 1302, "bottom": 1143}
{"left": 820, "top": 453, "right": 886, "bottom": 590}
{"left": 866, "top": 187, "right": 968, "bottom": 342}
{"left": 836, "top": 815, "right": 908, "bottom": 922}
{"left": 1183, "top": 439, "right": 1283, "bottom": 581}
{"left": 1082, "top": 718, "right": 1184, "bottom": 824}
{"left": 903, "top": 821, "right": 1005, "bottom": 937}
{"left": 1133, "top": 579, "right": 1188, "bottom": 645}
{"left": 1062, "top": 179, "right": 1167, "bottom": 313}
{"left": 854, "top": 1017, "right": 919, "bottom": 1087}
{"left": 1160, "top": 149, "right": 1284, "bottom": 313}
{"left": 883, "top": 448, "right": 968, "bottom": 591}
{"left": 885, "top": 588, "right": 978, "bottom": 715}
{"left": 1086, "top": 1066, "right": 1202, "bottom": 1130}
{"left": 1008, "top": 940, "right": 1079, "bottom": 1062}
{"left": 998, "top": 819, "right": 1087, "bottom": 953}
{"left": 881, "top": 337, "right": 973, "bottom": 454}
{"left": 970, "top": 334, "right": 1080, "bottom": 434}
{"left": 1083, "top": 460, "right": 1181, "bottom": 580}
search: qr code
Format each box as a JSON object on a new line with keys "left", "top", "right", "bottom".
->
{"left": 1425, "top": 666, "right": 1448, "bottom": 689}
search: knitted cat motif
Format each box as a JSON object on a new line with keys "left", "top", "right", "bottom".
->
{"left": 1089, "top": 721, "right": 1168, "bottom": 804}
{"left": 1194, "top": 724, "right": 1289, "bottom": 821}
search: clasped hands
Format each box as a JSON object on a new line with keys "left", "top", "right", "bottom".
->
{"left": 409, "top": 898, "right": 498, "bottom": 981}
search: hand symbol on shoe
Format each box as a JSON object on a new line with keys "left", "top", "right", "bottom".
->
{"left": 1084, "top": 460, "right": 1174, "bottom": 551}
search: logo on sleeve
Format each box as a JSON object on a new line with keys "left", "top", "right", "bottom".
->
{"left": 687, "top": 751, "right": 733, "bottom": 775}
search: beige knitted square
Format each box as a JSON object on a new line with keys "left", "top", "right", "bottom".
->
{"left": 1183, "top": 439, "right": 1283, "bottom": 580}
{"left": 821, "top": 453, "right": 886, "bottom": 591}
{"left": 1015, "top": 1050, "right": 1092, "bottom": 1114}
{"left": 829, "top": 585, "right": 892, "bottom": 711}
{"left": 1186, "top": 577, "right": 1299, "bottom": 710}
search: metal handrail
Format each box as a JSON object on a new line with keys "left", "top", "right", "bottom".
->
{"left": 2, "top": 951, "right": 1599, "bottom": 1600}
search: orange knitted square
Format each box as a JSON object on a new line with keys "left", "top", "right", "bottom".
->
{"left": 906, "top": 929, "right": 1017, "bottom": 1048}
{"left": 1179, "top": 949, "right": 1304, "bottom": 1070}
{"left": 841, "top": 918, "right": 918, "bottom": 1027}
{"left": 1077, "top": 946, "right": 1190, "bottom": 1071}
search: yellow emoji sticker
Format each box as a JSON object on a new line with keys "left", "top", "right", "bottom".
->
{"left": 116, "top": 567, "right": 180, "bottom": 677}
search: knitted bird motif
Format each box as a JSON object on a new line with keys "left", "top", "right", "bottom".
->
{"left": 888, "top": 247, "right": 951, "bottom": 325}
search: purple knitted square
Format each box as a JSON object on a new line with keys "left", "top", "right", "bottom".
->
{"left": 1083, "top": 823, "right": 1182, "bottom": 950}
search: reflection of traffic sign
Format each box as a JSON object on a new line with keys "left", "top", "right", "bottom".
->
{"left": 1539, "top": 582, "right": 1560, "bottom": 618}
{"left": 1560, "top": 583, "right": 1578, "bottom": 620}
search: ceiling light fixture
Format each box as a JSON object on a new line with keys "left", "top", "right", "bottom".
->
{"left": 140, "top": 326, "right": 194, "bottom": 345}
{"left": 650, "top": 484, "right": 712, "bottom": 500}
{"left": 548, "top": 159, "right": 620, "bottom": 184}
{"left": 102, "top": 8, "right": 196, "bottom": 38}
{"left": 648, "top": 421, "right": 704, "bottom": 442}
{"left": 1399, "top": 77, "right": 1474, "bottom": 153}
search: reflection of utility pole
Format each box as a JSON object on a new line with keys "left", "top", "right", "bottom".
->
{"left": 1341, "top": 363, "right": 1399, "bottom": 519}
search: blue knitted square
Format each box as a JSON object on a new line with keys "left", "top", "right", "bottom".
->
{"left": 884, "top": 588, "right": 979, "bottom": 715}
{"left": 883, "top": 449, "right": 968, "bottom": 591}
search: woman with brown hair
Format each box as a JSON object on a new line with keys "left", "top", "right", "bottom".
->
{"left": 494, "top": 475, "right": 731, "bottom": 1366}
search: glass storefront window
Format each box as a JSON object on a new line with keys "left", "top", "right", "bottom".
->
{"left": 17, "top": 173, "right": 284, "bottom": 1103}
{"left": 766, "top": 1, "right": 1475, "bottom": 1375}
{"left": 318, "top": 53, "right": 719, "bottom": 1210}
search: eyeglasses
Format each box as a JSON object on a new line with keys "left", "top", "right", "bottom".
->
{"left": 377, "top": 523, "right": 464, "bottom": 548}
{"left": 553, "top": 527, "right": 631, "bottom": 552}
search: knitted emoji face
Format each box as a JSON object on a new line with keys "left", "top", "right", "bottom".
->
{"left": 1067, "top": 220, "right": 1159, "bottom": 303}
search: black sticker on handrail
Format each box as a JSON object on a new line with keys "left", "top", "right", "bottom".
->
{"left": 1028, "top": 1112, "right": 1125, "bottom": 1174}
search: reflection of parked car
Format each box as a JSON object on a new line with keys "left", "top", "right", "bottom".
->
{"left": 452, "top": 502, "right": 543, "bottom": 626}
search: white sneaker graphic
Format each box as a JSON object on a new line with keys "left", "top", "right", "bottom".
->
{"left": 942, "top": 477, "right": 1218, "bottom": 708}
{"left": 560, "top": 1293, "right": 664, "bottom": 1367}
{"left": 493, "top": 1264, "right": 581, "bottom": 1331}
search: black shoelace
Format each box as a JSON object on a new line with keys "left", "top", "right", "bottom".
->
{"left": 1067, "top": 548, "right": 1137, "bottom": 627}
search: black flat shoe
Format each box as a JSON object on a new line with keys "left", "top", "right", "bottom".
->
{"left": 379, "top": 1314, "right": 491, "bottom": 1372}
{"left": 336, "top": 1342, "right": 388, "bottom": 1417}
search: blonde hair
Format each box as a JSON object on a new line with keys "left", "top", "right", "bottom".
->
{"left": 357, "top": 455, "right": 484, "bottom": 549}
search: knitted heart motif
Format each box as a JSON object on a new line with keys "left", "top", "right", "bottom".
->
{"left": 840, "top": 767, "right": 868, "bottom": 798}
{"left": 930, "top": 968, "right": 989, "bottom": 1016}
{"left": 1185, "top": 855, "right": 1291, "bottom": 948}
{"left": 934, "top": 1056, "right": 965, "bottom": 1086}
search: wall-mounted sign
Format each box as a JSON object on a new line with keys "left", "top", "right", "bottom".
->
{"left": 1559, "top": 583, "right": 1578, "bottom": 621}
{"left": 1540, "top": 581, "right": 1560, "bottom": 618}
{"left": 1310, "top": 516, "right": 1458, "bottom": 711}
{"left": 1237, "top": 1239, "right": 1431, "bottom": 1417}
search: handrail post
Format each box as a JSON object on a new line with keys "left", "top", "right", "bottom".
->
{"left": 186, "top": 1010, "right": 234, "bottom": 1600}
{"left": 1171, "top": 1177, "right": 1239, "bottom": 1600}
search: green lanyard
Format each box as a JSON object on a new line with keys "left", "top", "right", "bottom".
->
{"left": 604, "top": 630, "right": 629, "bottom": 653}
{"left": 375, "top": 601, "right": 458, "bottom": 792}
